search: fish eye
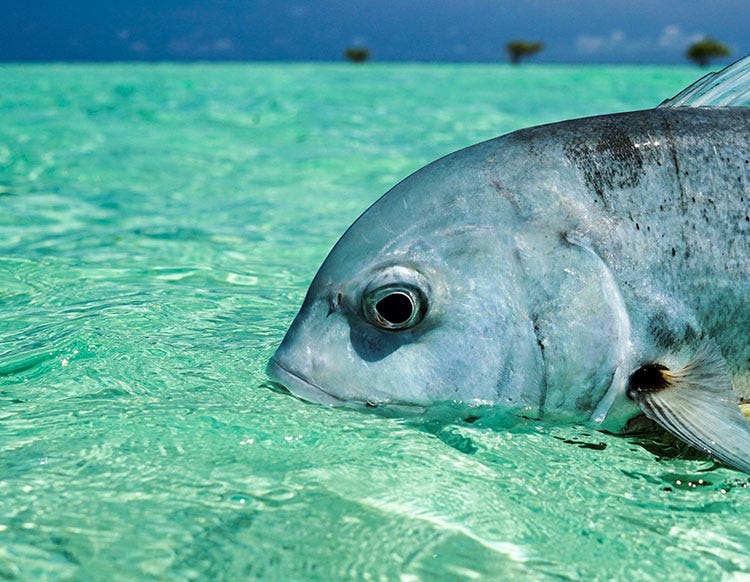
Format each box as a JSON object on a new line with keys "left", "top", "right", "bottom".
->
{"left": 363, "top": 284, "right": 427, "bottom": 330}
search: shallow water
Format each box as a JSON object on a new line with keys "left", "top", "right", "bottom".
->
{"left": 1, "top": 63, "right": 748, "bottom": 580}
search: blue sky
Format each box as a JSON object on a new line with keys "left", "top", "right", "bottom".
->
{"left": 3, "top": 1, "right": 748, "bottom": 63}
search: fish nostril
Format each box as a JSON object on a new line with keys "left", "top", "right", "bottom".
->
{"left": 326, "top": 291, "right": 344, "bottom": 317}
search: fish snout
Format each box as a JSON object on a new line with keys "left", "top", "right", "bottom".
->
{"left": 266, "top": 355, "right": 346, "bottom": 407}
{"left": 267, "top": 294, "right": 352, "bottom": 406}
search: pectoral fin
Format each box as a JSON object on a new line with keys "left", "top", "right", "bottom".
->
{"left": 627, "top": 340, "right": 750, "bottom": 474}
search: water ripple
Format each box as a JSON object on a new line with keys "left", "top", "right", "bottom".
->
{"left": 0, "top": 63, "right": 745, "bottom": 580}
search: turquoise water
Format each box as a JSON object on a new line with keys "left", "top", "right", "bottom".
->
{"left": 1, "top": 63, "right": 749, "bottom": 580}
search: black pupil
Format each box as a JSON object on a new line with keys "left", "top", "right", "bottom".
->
{"left": 375, "top": 292, "right": 414, "bottom": 325}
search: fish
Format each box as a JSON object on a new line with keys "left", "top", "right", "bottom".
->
{"left": 268, "top": 57, "right": 750, "bottom": 473}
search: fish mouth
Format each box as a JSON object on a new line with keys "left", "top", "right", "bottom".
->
{"left": 266, "top": 357, "right": 347, "bottom": 407}
{"left": 266, "top": 357, "right": 425, "bottom": 414}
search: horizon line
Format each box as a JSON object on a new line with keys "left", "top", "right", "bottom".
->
{"left": 0, "top": 57, "right": 723, "bottom": 67}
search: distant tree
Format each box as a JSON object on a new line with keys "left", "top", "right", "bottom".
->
{"left": 345, "top": 47, "right": 370, "bottom": 63}
{"left": 505, "top": 40, "right": 544, "bottom": 64}
{"left": 686, "top": 38, "right": 730, "bottom": 67}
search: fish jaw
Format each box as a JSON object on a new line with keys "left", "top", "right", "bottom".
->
{"left": 266, "top": 357, "right": 348, "bottom": 407}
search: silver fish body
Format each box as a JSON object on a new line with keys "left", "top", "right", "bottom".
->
{"left": 270, "top": 58, "right": 750, "bottom": 471}
{"left": 271, "top": 107, "right": 749, "bottom": 429}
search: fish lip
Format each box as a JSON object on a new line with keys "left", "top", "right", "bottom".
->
{"left": 267, "top": 358, "right": 427, "bottom": 413}
{"left": 267, "top": 357, "right": 347, "bottom": 407}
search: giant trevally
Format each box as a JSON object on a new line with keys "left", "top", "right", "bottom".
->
{"left": 269, "top": 57, "right": 750, "bottom": 473}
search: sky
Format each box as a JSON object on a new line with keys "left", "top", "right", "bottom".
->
{"left": 3, "top": 0, "right": 748, "bottom": 64}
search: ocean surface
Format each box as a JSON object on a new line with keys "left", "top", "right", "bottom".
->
{"left": 1, "top": 63, "right": 748, "bottom": 580}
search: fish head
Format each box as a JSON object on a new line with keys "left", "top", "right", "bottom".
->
{"left": 269, "top": 143, "right": 546, "bottom": 415}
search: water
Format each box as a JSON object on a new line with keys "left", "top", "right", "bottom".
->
{"left": 1, "top": 63, "right": 748, "bottom": 580}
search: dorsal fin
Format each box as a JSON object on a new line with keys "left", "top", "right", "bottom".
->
{"left": 658, "top": 55, "right": 750, "bottom": 108}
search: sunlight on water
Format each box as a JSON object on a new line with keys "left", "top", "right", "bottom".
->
{"left": 1, "top": 63, "right": 748, "bottom": 579}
